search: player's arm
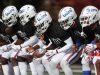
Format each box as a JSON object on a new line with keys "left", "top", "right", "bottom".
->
{"left": 20, "top": 35, "right": 39, "bottom": 48}
{"left": 95, "top": 41, "right": 100, "bottom": 49}
{"left": 56, "top": 37, "right": 73, "bottom": 53}
{"left": 12, "top": 35, "right": 39, "bottom": 50}
{"left": 26, "top": 38, "right": 53, "bottom": 58}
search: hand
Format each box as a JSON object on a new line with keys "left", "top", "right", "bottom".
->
{"left": 0, "top": 45, "right": 8, "bottom": 51}
{"left": 37, "top": 48, "right": 46, "bottom": 54}
{"left": 26, "top": 46, "right": 35, "bottom": 53}
{"left": 45, "top": 50, "right": 58, "bottom": 57}
{"left": 12, "top": 45, "right": 21, "bottom": 51}
{"left": 72, "top": 44, "right": 78, "bottom": 52}
{"left": 84, "top": 44, "right": 97, "bottom": 54}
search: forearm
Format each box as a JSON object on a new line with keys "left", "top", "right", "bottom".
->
{"left": 57, "top": 44, "right": 73, "bottom": 53}
{"left": 12, "top": 35, "right": 18, "bottom": 41}
{"left": 96, "top": 42, "right": 100, "bottom": 49}
{"left": 32, "top": 38, "right": 53, "bottom": 50}
{"left": 57, "top": 37, "right": 73, "bottom": 53}
{"left": 21, "top": 35, "right": 39, "bottom": 48}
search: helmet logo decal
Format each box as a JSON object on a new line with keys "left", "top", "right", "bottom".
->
{"left": 37, "top": 13, "right": 47, "bottom": 21}
{"left": 63, "top": 9, "right": 72, "bottom": 17}
{"left": 86, "top": 9, "right": 97, "bottom": 12}
{"left": 6, "top": 9, "right": 14, "bottom": 16}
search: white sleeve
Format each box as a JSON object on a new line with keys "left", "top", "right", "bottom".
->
{"left": 36, "top": 40, "right": 44, "bottom": 47}
{"left": 12, "top": 35, "right": 18, "bottom": 41}
{"left": 21, "top": 35, "right": 39, "bottom": 48}
{"left": 37, "top": 40, "right": 47, "bottom": 54}
{"left": 37, "top": 39, "right": 52, "bottom": 49}
{"left": 57, "top": 37, "right": 73, "bottom": 53}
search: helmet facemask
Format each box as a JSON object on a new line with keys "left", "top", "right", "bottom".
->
{"left": 80, "top": 14, "right": 98, "bottom": 28}
{"left": 3, "top": 15, "right": 17, "bottom": 27}
{"left": 36, "top": 20, "right": 50, "bottom": 34}
{"left": 59, "top": 15, "right": 75, "bottom": 30}
{"left": 59, "top": 20, "right": 71, "bottom": 30}
{"left": 19, "top": 15, "right": 28, "bottom": 26}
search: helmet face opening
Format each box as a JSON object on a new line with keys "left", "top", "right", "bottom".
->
{"left": 80, "top": 16, "right": 90, "bottom": 27}
{"left": 3, "top": 17, "right": 12, "bottom": 25}
{"left": 36, "top": 21, "right": 50, "bottom": 34}
{"left": 59, "top": 19, "right": 71, "bottom": 30}
{"left": 36, "top": 23, "right": 44, "bottom": 31}
{"left": 3, "top": 17, "right": 15, "bottom": 27}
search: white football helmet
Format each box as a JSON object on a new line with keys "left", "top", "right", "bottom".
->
{"left": 58, "top": 6, "right": 77, "bottom": 30}
{"left": 19, "top": 5, "right": 36, "bottom": 26}
{"left": 34, "top": 11, "right": 52, "bottom": 34}
{"left": 2, "top": 6, "right": 18, "bottom": 27}
{"left": 79, "top": 5, "right": 98, "bottom": 28}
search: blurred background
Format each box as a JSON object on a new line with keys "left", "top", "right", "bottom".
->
{"left": 0, "top": 0, "right": 100, "bottom": 21}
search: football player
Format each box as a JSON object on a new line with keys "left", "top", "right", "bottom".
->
{"left": 79, "top": 5, "right": 100, "bottom": 75}
{"left": 27, "top": 7, "right": 80, "bottom": 75}
{"left": 0, "top": 19, "right": 8, "bottom": 75}
{"left": 15, "top": 5, "right": 42, "bottom": 75}
{"left": 56, "top": 6, "right": 82, "bottom": 75}
{"left": 1, "top": 6, "right": 23, "bottom": 75}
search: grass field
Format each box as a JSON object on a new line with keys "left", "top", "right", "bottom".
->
{"left": 27, "top": 64, "right": 95, "bottom": 75}
{"left": 28, "top": 71, "right": 82, "bottom": 75}
{"left": 0, "top": 64, "right": 95, "bottom": 75}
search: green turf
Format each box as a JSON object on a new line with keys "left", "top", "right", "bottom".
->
{"left": 27, "top": 71, "right": 81, "bottom": 75}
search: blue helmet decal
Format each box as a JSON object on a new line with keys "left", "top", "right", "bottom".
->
{"left": 5, "top": 9, "right": 14, "bottom": 16}
{"left": 37, "top": 13, "right": 47, "bottom": 21}
{"left": 86, "top": 8, "right": 97, "bottom": 13}
{"left": 63, "top": 9, "right": 72, "bottom": 17}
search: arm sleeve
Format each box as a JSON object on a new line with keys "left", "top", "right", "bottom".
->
{"left": 21, "top": 35, "right": 39, "bottom": 48}
{"left": 32, "top": 40, "right": 45, "bottom": 50}
{"left": 11, "top": 35, "right": 18, "bottom": 41}
{"left": 57, "top": 37, "right": 73, "bottom": 53}
{"left": 37, "top": 40, "right": 44, "bottom": 48}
